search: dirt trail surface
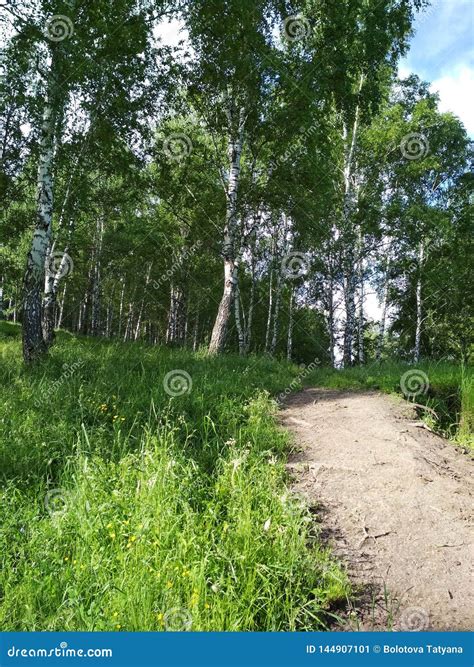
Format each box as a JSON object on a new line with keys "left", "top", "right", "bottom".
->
{"left": 280, "top": 389, "right": 474, "bottom": 631}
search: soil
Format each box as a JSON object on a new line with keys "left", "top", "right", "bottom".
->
{"left": 280, "top": 388, "right": 474, "bottom": 631}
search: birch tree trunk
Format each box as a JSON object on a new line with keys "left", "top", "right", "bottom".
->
{"left": 270, "top": 278, "right": 282, "bottom": 356}
{"left": 265, "top": 237, "right": 276, "bottom": 353}
{"left": 287, "top": 286, "right": 294, "bottom": 361}
{"left": 42, "top": 164, "right": 77, "bottom": 344}
{"left": 327, "top": 269, "right": 336, "bottom": 368}
{"left": 124, "top": 301, "right": 134, "bottom": 342}
{"left": 0, "top": 276, "right": 4, "bottom": 320}
{"left": 90, "top": 218, "right": 104, "bottom": 336}
{"left": 233, "top": 265, "right": 246, "bottom": 355}
{"left": 135, "top": 263, "right": 152, "bottom": 341}
{"left": 341, "top": 77, "right": 363, "bottom": 369}
{"left": 414, "top": 241, "right": 424, "bottom": 363}
{"left": 357, "top": 270, "right": 365, "bottom": 365}
{"left": 118, "top": 277, "right": 125, "bottom": 338}
{"left": 357, "top": 228, "right": 365, "bottom": 365}
{"left": 56, "top": 283, "right": 67, "bottom": 329}
{"left": 246, "top": 230, "right": 257, "bottom": 354}
{"left": 208, "top": 107, "right": 245, "bottom": 354}
{"left": 166, "top": 284, "right": 187, "bottom": 345}
{"left": 192, "top": 311, "right": 200, "bottom": 351}
{"left": 376, "top": 253, "right": 390, "bottom": 362}
{"left": 22, "top": 70, "right": 58, "bottom": 361}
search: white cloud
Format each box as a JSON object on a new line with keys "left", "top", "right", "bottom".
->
{"left": 430, "top": 65, "right": 474, "bottom": 136}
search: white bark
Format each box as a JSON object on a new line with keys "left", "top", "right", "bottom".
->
{"left": 0, "top": 276, "right": 4, "bottom": 320}
{"left": 56, "top": 283, "right": 67, "bottom": 329}
{"left": 233, "top": 265, "right": 245, "bottom": 355}
{"left": 414, "top": 241, "right": 424, "bottom": 363}
{"left": 287, "top": 286, "right": 294, "bottom": 361}
{"left": 376, "top": 253, "right": 390, "bottom": 362}
{"left": 208, "top": 106, "right": 245, "bottom": 354}
{"left": 357, "top": 270, "right": 365, "bottom": 365}
{"left": 22, "top": 85, "right": 56, "bottom": 361}
{"left": 270, "top": 263, "right": 283, "bottom": 356}
{"left": 118, "top": 277, "right": 125, "bottom": 338}
{"left": 341, "top": 76, "right": 364, "bottom": 368}
{"left": 357, "top": 229, "right": 365, "bottom": 365}
{"left": 135, "top": 263, "right": 152, "bottom": 341}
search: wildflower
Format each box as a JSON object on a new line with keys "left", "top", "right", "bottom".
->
{"left": 130, "top": 535, "right": 137, "bottom": 542}
{"left": 263, "top": 519, "right": 271, "bottom": 532}
{"left": 231, "top": 458, "right": 241, "bottom": 472}
{"left": 205, "top": 603, "right": 210, "bottom": 609}
{"left": 115, "top": 624, "right": 122, "bottom": 630}
{"left": 166, "top": 580, "right": 173, "bottom": 589}
{"left": 113, "top": 612, "right": 118, "bottom": 618}
{"left": 106, "top": 522, "right": 113, "bottom": 529}
{"left": 64, "top": 556, "right": 69, "bottom": 562}
{"left": 109, "top": 532, "right": 116, "bottom": 540}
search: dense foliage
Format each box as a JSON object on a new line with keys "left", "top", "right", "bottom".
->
{"left": 0, "top": 0, "right": 471, "bottom": 364}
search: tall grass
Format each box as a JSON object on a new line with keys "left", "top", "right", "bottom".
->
{"left": 1, "top": 322, "right": 470, "bottom": 631}
{"left": 0, "top": 322, "right": 349, "bottom": 631}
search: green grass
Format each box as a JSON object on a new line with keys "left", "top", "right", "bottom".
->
{"left": 0, "top": 321, "right": 470, "bottom": 632}
{"left": 0, "top": 322, "right": 349, "bottom": 631}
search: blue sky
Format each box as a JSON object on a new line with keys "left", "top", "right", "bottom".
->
{"left": 399, "top": 0, "right": 474, "bottom": 135}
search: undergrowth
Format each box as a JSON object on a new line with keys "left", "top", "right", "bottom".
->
{"left": 0, "top": 322, "right": 348, "bottom": 631}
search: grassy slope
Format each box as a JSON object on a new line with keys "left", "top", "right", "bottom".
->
{"left": 0, "top": 322, "right": 348, "bottom": 631}
{"left": 0, "top": 322, "right": 470, "bottom": 631}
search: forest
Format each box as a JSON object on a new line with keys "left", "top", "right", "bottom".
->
{"left": 0, "top": 0, "right": 472, "bottom": 638}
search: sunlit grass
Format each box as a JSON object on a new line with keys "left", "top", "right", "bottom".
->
{"left": 0, "top": 322, "right": 349, "bottom": 631}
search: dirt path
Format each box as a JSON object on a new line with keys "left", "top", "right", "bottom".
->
{"left": 280, "top": 389, "right": 474, "bottom": 631}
